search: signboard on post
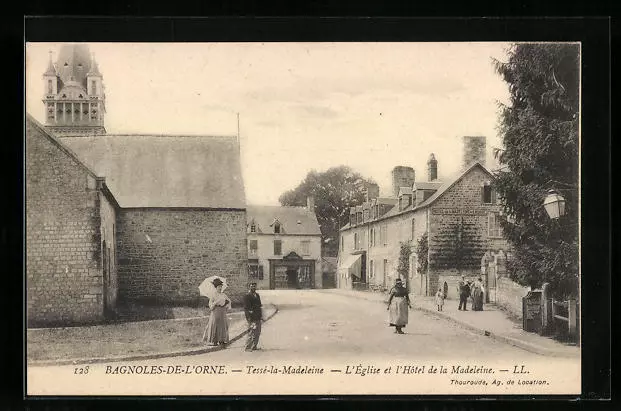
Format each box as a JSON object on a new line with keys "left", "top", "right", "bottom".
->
{"left": 522, "top": 290, "right": 542, "bottom": 333}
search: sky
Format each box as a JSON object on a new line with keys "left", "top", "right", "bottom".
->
{"left": 26, "top": 42, "right": 511, "bottom": 205}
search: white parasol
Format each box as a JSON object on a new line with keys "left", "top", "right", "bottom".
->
{"left": 198, "top": 275, "right": 228, "bottom": 300}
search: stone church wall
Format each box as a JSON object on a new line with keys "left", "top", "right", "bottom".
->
{"left": 116, "top": 209, "right": 248, "bottom": 305}
{"left": 26, "top": 120, "right": 105, "bottom": 327}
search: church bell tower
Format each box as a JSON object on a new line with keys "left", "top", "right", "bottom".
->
{"left": 43, "top": 44, "right": 106, "bottom": 136}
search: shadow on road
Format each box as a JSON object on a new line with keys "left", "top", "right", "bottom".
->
{"left": 275, "top": 304, "right": 313, "bottom": 311}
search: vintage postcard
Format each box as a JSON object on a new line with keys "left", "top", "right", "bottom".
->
{"left": 25, "top": 41, "right": 581, "bottom": 396}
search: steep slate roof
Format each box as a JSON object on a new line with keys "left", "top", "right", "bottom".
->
{"left": 26, "top": 114, "right": 99, "bottom": 179}
{"left": 56, "top": 44, "right": 94, "bottom": 88}
{"left": 26, "top": 113, "right": 120, "bottom": 208}
{"left": 61, "top": 134, "right": 246, "bottom": 209}
{"left": 247, "top": 205, "right": 321, "bottom": 235}
{"left": 416, "top": 162, "right": 492, "bottom": 208}
{"left": 340, "top": 162, "right": 493, "bottom": 230}
{"left": 414, "top": 181, "right": 443, "bottom": 190}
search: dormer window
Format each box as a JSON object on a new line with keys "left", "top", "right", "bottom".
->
{"left": 274, "top": 222, "right": 281, "bottom": 234}
{"left": 250, "top": 223, "right": 256, "bottom": 233}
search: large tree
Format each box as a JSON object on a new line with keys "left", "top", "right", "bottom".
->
{"left": 493, "top": 43, "right": 580, "bottom": 299}
{"left": 279, "top": 166, "right": 376, "bottom": 257}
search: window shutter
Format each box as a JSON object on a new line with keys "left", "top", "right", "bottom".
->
{"left": 481, "top": 186, "right": 485, "bottom": 203}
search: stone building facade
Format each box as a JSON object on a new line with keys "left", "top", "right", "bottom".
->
{"left": 26, "top": 115, "right": 119, "bottom": 326}
{"left": 246, "top": 200, "right": 322, "bottom": 290}
{"left": 338, "top": 137, "right": 510, "bottom": 301}
{"left": 61, "top": 134, "right": 248, "bottom": 306}
{"left": 27, "top": 44, "right": 249, "bottom": 326}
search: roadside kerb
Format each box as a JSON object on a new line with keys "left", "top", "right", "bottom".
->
{"left": 28, "top": 304, "right": 278, "bottom": 367}
{"left": 318, "top": 289, "right": 573, "bottom": 357}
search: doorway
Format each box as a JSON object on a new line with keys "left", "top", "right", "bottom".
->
{"left": 286, "top": 269, "right": 298, "bottom": 289}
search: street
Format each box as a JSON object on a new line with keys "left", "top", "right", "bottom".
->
{"left": 27, "top": 290, "right": 581, "bottom": 396}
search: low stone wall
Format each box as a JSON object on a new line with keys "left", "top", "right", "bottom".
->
{"left": 495, "top": 277, "right": 530, "bottom": 319}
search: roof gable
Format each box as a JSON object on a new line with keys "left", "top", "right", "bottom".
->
{"left": 246, "top": 205, "right": 321, "bottom": 236}
{"left": 61, "top": 134, "right": 246, "bottom": 209}
{"left": 26, "top": 114, "right": 99, "bottom": 179}
{"left": 416, "top": 162, "right": 494, "bottom": 209}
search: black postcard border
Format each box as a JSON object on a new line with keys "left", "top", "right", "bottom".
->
{"left": 7, "top": 15, "right": 613, "bottom": 409}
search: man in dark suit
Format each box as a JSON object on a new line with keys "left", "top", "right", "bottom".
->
{"left": 457, "top": 275, "right": 469, "bottom": 311}
{"left": 243, "top": 281, "right": 263, "bottom": 351}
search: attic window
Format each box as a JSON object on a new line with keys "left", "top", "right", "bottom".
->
{"left": 64, "top": 62, "right": 68, "bottom": 66}
{"left": 482, "top": 182, "right": 494, "bottom": 204}
{"left": 250, "top": 223, "right": 256, "bottom": 233}
{"left": 274, "top": 222, "right": 281, "bottom": 234}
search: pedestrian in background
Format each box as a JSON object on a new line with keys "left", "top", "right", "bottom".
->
{"left": 472, "top": 277, "right": 485, "bottom": 311}
{"left": 243, "top": 281, "right": 263, "bottom": 352}
{"left": 387, "top": 277, "right": 411, "bottom": 334}
{"left": 457, "top": 275, "right": 469, "bottom": 311}
{"left": 435, "top": 287, "right": 445, "bottom": 311}
{"left": 205, "top": 278, "right": 231, "bottom": 346}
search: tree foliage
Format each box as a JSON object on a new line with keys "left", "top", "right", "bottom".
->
{"left": 397, "top": 241, "right": 412, "bottom": 283}
{"left": 278, "top": 165, "right": 376, "bottom": 257}
{"left": 416, "top": 232, "right": 429, "bottom": 275}
{"left": 493, "top": 43, "right": 579, "bottom": 298}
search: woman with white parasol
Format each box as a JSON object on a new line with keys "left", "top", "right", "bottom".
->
{"left": 199, "top": 276, "right": 231, "bottom": 347}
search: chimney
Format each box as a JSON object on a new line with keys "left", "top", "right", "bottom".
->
{"left": 306, "top": 196, "right": 315, "bottom": 212}
{"left": 463, "top": 136, "right": 487, "bottom": 169}
{"left": 365, "top": 182, "right": 380, "bottom": 202}
{"left": 391, "top": 166, "right": 416, "bottom": 198}
{"left": 427, "top": 153, "right": 438, "bottom": 181}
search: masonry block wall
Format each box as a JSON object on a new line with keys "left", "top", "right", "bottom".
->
{"left": 496, "top": 277, "right": 530, "bottom": 318}
{"left": 99, "top": 193, "right": 118, "bottom": 312}
{"left": 116, "top": 209, "right": 247, "bottom": 305}
{"left": 428, "top": 167, "right": 499, "bottom": 297}
{"left": 26, "top": 121, "right": 104, "bottom": 327}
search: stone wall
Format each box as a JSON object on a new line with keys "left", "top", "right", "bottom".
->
{"left": 26, "top": 119, "right": 104, "bottom": 326}
{"left": 99, "top": 191, "right": 118, "bottom": 313}
{"left": 496, "top": 277, "right": 530, "bottom": 319}
{"left": 427, "top": 166, "right": 502, "bottom": 296}
{"left": 116, "top": 209, "right": 247, "bottom": 305}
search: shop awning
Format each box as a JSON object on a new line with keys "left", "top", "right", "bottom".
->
{"left": 338, "top": 254, "right": 362, "bottom": 277}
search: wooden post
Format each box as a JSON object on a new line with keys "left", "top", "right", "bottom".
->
{"left": 541, "top": 282, "right": 550, "bottom": 335}
{"left": 568, "top": 299, "right": 577, "bottom": 336}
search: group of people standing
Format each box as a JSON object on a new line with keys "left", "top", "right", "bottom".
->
{"left": 457, "top": 275, "right": 485, "bottom": 311}
{"left": 203, "top": 280, "right": 263, "bottom": 352}
{"left": 385, "top": 274, "right": 486, "bottom": 334}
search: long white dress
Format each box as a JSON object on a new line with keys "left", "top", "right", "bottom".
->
{"left": 205, "top": 292, "right": 230, "bottom": 345}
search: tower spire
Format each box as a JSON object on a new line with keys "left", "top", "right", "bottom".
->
{"left": 44, "top": 50, "right": 56, "bottom": 76}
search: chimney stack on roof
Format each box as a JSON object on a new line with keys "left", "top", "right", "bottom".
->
{"left": 391, "top": 166, "right": 415, "bottom": 198}
{"left": 427, "top": 153, "right": 438, "bottom": 181}
{"left": 462, "top": 136, "right": 487, "bottom": 169}
{"left": 365, "top": 182, "right": 380, "bottom": 202}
